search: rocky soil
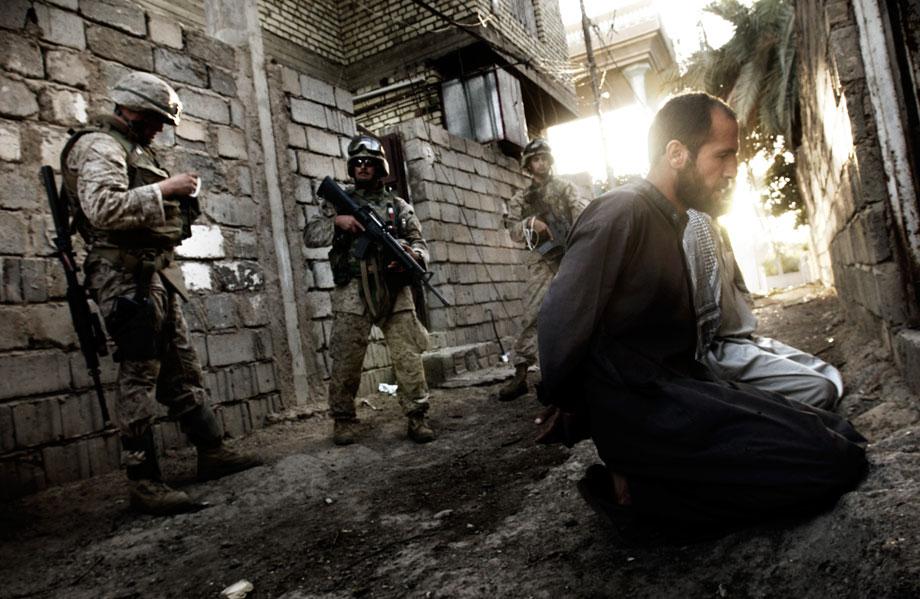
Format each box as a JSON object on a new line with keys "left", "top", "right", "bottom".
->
{"left": 1, "top": 284, "right": 918, "bottom": 599}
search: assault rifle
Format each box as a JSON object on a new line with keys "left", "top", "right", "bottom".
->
{"left": 40, "top": 165, "right": 111, "bottom": 425}
{"left": 317, "top": 176, "right": 450, "bottom": 306}
{"left": 523, "top": 190, "right": 571, "bottom": 257}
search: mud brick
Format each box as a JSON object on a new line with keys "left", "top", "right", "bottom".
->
{"left": 334, "top": 87, "right": 353, "bottom": 113}
{"left": 20, "top": 258, "right": 48, "bottom": 303}
{"left": 45, "top": 49, "right": 92, "bottom": 89}
{"left": 280, "top": 66, "right": 301, "bottom": 95}
{"left": 35, "top": 4, "right": 85, "bottom": 49}
{"left": 154, "top": 47, "right": 207, "bottom": 87}
{"left": 149, "top": 13, "right": 183, "bottom": 48}
{"left": 307, "top": 290, "right": 332, "bottom": 318}
{"left": 69, "top": 351, "right": 118, "bottom": 388}
{"left": 290, "top": 98, "right": 327, "bottom": 128}
{"left": 59, "top": 392, "right": 101, "bottom": 437}
{"left": 10, "top": 396, "right": 65, "bottom": 446}
{"left": 179, "top": 87, "right": 230, "bottom": 124}
{"left": 217, "top": 126, "right": 248, "bottom": 159}
{"left": 39, "top": 86, "right": 88, "bottom": 127}
{"left": 254, "top": 328, "right": 273, "bottom": 360}
{"left": 204, "top": 193, "right": 258, "bottom": 227}
{"left": 254, "top": 361, "right": 277, "bottom": 395}
{"left": 1, "top": 258, "right": 22, "bottom": 303}
{"left": 0, "top": 76, "right": 38, "bottom": 119}
{"left": 247, "top": 396, "right": 269, "bottom": 428}
{"left": 311, "top": 260, "right": 334, "bottom": 290}
{"left": 229, "top": 364, "right": 255, "bottom": 400}
{"left": 207, "top": 330, "right": 258, "bottom": 367}
{"left": 86, "top": 433, "right": 119, "bottom": 476}
{"left": 298, "top": 152, "right": 334, "bottom": 179}
{"left": 299, "top": 73, "right": 335, "bottom": 106}
{"left": 0, "top": 351, "right": 71, "bottom": 401}
{"left": 209, "top": 67, "right": 237, "bottom": 97}
{"left": 0, "top": 31, "right": 43, "bottom": 78}
{"left": 81, "top": 0, "right": 146, "bottom": 36}
{"left": 218, "top": 402, "right": 245, "bottom": 438}
{"left": 86, "top": 24, "right": 152, "bottom": 71}
{"left": 186, "top": 30, "right": 236, "bottom": 71}
{"left": 42, "top": 442, "right": 87, "bottom": 484}
{"left": 306, "top": 127, "right": 340, "bottom": 156}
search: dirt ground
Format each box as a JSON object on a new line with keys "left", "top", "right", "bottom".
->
{"left": 2, "top": 284, "right": 919, "bottom": 599}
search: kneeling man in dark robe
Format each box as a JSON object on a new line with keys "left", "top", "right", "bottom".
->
{"left": 537, "top": 92, "right": 867, "bottom": 529}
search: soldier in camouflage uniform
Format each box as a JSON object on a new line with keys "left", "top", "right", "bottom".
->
{"left": 304, "top": 134, "right": 434, "bottom": 446}
{"left": 61, "top": 72, "right": 260, "bottom": 515}
{"left": 498, "top": 139, "right": 590, "bottom": 401}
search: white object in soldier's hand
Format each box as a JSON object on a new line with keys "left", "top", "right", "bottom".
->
{"left": 189, "top": 176, "right": 202, "bottom": 198}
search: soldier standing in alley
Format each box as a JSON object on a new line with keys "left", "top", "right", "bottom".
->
{"left": 304, "top": 134, "right": 435, "bottom": 446}
{"left": 497, "top": 139, "right": 590, "bottom": 401}
{"left": 61, "top": 72, "right": 261, "bottom": 515}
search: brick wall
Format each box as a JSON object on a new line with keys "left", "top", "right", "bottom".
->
{"left": 390, "top": 118, "right": 529, "bottom": 350}
{"left": 258, "top": 0, "right": 343, "bottom": 65}
{"left": 0, "top": 0, "right": 285, "bottom": 498}
{"left": 796, "top": 0, "right": 912, "bottom": 339}
{"left": 353, "top": 66, "right": 443, "bottom": 133}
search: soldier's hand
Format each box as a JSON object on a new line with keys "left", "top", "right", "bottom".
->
{"left": 159, "top": 173, "right": 199, "bottom": 198}
{"left": 335, "top": 215, "right": 364, "bottom": 233}
{"left": 530, "top": 217, "right": 553, "bottom": 240}
{"left": 387, "top": 243, "right": 420, "bottom": 271}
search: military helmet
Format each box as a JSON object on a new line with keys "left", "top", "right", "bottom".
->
{"left": 347, "top": 134, "right": 390, "bottom": 178}
{"left": 110, "top": 72, "right": 182, "bottom": 125}
{"left": 521, "top": 138, "right": 553, "bottom": 170}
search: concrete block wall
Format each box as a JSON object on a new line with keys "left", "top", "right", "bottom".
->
{"left": 0, "top": 0, "right": 285, "bottom": 498}
{"left": 270, "top": 61, "right": 398, "bottom": 396}
{"left": 390, "top": 118, "right": 529, "bottom": 350}
{"left": 796, "top": 0, "right": 913, "bottom": 343}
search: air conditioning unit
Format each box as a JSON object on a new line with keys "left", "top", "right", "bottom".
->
{"left": 442, "top": 67, "right": 528, "bottom": 149}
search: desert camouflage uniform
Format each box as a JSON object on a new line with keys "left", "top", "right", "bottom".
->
{"left": 505, "top": 176, "right": 589, "bottom": 367}
{"left": 62, "top": 116, "right": 216, "bottom": 441}
{"left": 304, "top": 186, "right": 431, "bottom": 420}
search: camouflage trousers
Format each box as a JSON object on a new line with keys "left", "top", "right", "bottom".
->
{"left": 512, "top": 258, "right": 559, "bottom": 368}
{"left": 327, "top": 298, "right": 430, "bottom": 421}
{"left": 86, "top": 256, "right": 209, "bottom": 437}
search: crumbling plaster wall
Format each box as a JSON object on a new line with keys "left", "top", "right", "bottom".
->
{"left": 796, "top": 0, "right": 920, "bottom": 391}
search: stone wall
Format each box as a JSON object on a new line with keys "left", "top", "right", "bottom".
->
{"left": 258, "top": 0, "right": 343, "bottom": 65}
{"left": 796, "top": 0, "right": 911, "bottom": 338}
{"left": 796, "top": 0, "right": 920, "bottom": 394}
{"left": 391, "top": 118, "right": 530, "bottom": 350}
{"left": 0, "top": 0, "right": 288, "bottom": 498}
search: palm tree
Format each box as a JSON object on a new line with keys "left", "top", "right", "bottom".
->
{"left": 678, "top": 0, "right": 798, "bottom": 160}
{"left": 675, "top": 0, "right": 804, "bottom": 222}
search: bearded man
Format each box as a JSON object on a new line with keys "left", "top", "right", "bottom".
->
{"left": 537, "top": 92, "right": 867, "bottom": 530}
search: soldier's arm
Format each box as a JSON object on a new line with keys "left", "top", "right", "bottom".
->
{"left": 563, "top": 180, "right": 591, "bottom": 223}
{"left": 303, "top": 200, "right": 337, "bottom": 248}
{"left": 70, "top": 134, "right": 165, "bottom": 230}
{"left": 504, "top": 189, "right": 528, "bottom": 243}
{"left": 395, "top": 198, "right": 429, "bottom": 264}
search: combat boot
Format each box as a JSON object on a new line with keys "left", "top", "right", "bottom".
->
{"left": 407, "top": 414, "right": 435, "bottom": 444}
{"left": 129, "top": 479, "right": 202, "bottom": 515}
{"left": 197, "top": 445, "right": 263, "bottom": 482}
{"left": 332, "top": 419, "right": 360, "bottom": 446}
{"left": 497, "top": 364, "right": 528, "bottom": 401}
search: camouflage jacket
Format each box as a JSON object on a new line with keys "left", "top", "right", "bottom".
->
{"left": 303, "top": 185, "right": 429, "bottom": 318}
{"left": 505, "top": 175, "right": 589, "bottom": 262}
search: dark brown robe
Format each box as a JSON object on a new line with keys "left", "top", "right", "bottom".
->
{"left": 538, "top": 179, "right": 866, "bottom": 526}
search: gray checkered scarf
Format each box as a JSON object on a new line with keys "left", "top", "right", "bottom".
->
{"left": 683, "top": 209, "right": 722, "bottom": 360}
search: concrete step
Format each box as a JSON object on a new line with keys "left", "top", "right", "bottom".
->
{"left": 422, "top": 340, "right": 512, "bottom": 387}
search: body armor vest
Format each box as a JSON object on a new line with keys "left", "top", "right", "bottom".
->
{"left": 60, "top": 115, "right": 197, "bottom": 250}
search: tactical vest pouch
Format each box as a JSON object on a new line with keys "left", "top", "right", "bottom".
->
{"left": 330, "top": 228, "right": 355, "bottom": 287}
{"left": 105, "top": 296, "right": 159, "bottom": 362}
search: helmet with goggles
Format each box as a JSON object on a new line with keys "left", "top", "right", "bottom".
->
{"left": 110, "top": 72, "right": 182, "bottom": 125}
{"left": 347, "top": 134, "right": 390, "bottom": 178}
{"left": 520, "top": 138, "right": 553, "bottom": 170}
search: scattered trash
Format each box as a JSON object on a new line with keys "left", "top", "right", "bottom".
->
{"left": 324, "top": 497, "right": 334, "bottom": 505}
{"left": 361, "top": 398, "right": 380, "bottom": 411}
{"left": 433, "top": 509, "right": 454, "bottom": 519}
{"left": 626, "top": 556, "right": 635, "bottom": 563}
{"left": 265, "top": 407, "right": 315, "bottom": 423}
{"left": 220, "top": 579, "right": 253, "bottom": 599}
{"left": 378, "top": 383, "right": 398, "bottom": 396}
